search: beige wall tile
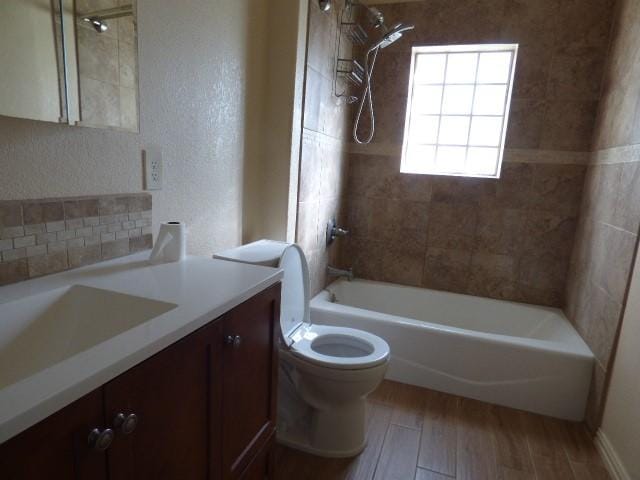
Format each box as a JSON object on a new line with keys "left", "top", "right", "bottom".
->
{"left": 0, "top": 259, "right": 28, "bottom": 286}
{"left": 80, "top": 77, "right": 121, "bottom": 127}
{"left": 68, "top": 244, "right": 101, "bottom": 268}
{"left": 101, "top": 238, "right": 130, "bottom": 260}
{"left": 27, "top": 251, "right": 69, "bottom": 278}
{"left": 505, "top": 100, "right": 545, "bottom": 149}
{"left": 22, "top": 201, "right": 63, "bottom": 225}
{"left": 0, "top": 194, "right": 153, "bottom": 286}
{"left": 540, "top": 101, "right": 598, "bottom": 151}
{"left": 423, "top": 247, "right": 473, "bottom": 294}
{"left": 129, "top": 233, "right": 152, "bottom": 253}
{"left": 77, "top": 26, "right": 119, "bottom": 85}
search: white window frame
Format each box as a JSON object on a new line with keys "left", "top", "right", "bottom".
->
{"left": 401, "top": 44, "right": 518, "bottom": 179}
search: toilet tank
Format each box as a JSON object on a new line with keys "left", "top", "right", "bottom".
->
{"left": 214, "top": 240, "right": 310, "bottom": 343}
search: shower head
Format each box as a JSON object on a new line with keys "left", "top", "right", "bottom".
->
{"left": 84, "top": 17, "right": 108, "bottom": 33}
{"left": 346, "top": 0, "right": 385, "bottom": 28}
{"left": 366, "top": 7, "right": 385, "bottom": 29}
{"left": 367, "top": 23, "right": 415, "bottom": 52}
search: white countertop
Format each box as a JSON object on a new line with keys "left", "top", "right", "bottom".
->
{"left": 0, "top": 251, "right": 283, "bottom": 444}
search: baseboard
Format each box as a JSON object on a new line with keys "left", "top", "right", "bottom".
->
{"left": 595, "top": 429, "right": 632, "bottom": 480}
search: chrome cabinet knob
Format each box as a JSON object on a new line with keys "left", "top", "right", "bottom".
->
{"left": 113, "top": 412, "right": 139, "bottom": 435}
{"left": 88, "top": 428, "right": 114, "bottom": 451}
{"left": 224, "top": 335, "right": 242, "bottom": 347}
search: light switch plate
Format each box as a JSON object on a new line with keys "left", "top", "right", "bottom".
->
{"left": 143, "top": 149, "right": 163, "bottom": 190}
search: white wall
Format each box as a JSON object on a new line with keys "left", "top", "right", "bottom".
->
{"left": 246, "top": 0, "right": 307, "bottom": 243}
{"left": 600, "top": 246, "right": 640, "bottom": 479}
{"left": 0, "top": 0, "right": 278, "bottom": 255}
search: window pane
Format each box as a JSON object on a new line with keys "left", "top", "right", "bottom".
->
{"left": 403, "top": 144, "right": 436, "bottom": 173}
{"left": 436, "top": 146, "right": 466, "bottom": 173}
{"left": 410, "top": 115, "right": 439, "bottom": 144}
{"left": 469, "top": 116, "right": 503, "bottom": 146}
{"left": 445, "top": 53, "right": 478, "bottom": 84}
{"left": 467, "top": 147, "right": 499, "bottom": 175}
{"left": 477, "top": 51, "right": 512, "bottom": 83}
{"left": 415, "top": 54, "right": 446, "bottom": 84}
{"left": 412, "top": 85, "right": 443, "bottom": 114}
{"left": 401, "top": 44, "right": 517, "bottom": 178}
{"left": 473, "top": 85, "right": 507, "bottom": 115}
{"left": 442, "top": 85, "right": 474, "bottom": 115}
{"left": 438, "top": 116, "right": 470, "bottom": 145}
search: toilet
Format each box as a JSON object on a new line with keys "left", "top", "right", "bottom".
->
{"left": 214, "top": 240, "right": 390, "bottom": 458}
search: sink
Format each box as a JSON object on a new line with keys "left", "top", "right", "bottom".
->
{"left": 0, "top": 285, "right": 178, "bottom": 389}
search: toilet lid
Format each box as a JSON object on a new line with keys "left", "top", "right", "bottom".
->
{"left": 279, "top": 245, "right": 311, "bottom": 343}
{"left": 214, "top": 240, "right": 311, "bottom": 346}
{"left": 290, "top": 325, "right": 390, "bottom": 370}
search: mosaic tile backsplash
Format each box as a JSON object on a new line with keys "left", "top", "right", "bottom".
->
{"left": 0, "top": 193, "right": 152, "bottom": 286}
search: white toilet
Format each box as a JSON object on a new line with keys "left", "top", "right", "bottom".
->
{"left": 214, "top": 240, "right": 390, "bottom": 458}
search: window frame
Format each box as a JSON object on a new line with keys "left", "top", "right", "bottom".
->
{"left": 400, "top": 43, "right": 519, "bottom": 179}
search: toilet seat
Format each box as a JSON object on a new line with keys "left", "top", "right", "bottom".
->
{"left": 289, "top": 325, "right": 389, "bottom": 370}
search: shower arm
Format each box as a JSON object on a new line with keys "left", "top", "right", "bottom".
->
{"left": 77, "top": 5, "right": 133, "bottom": 22}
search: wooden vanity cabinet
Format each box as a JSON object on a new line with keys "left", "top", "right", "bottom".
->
{"left": 0, "top": 389, "right": 107, "bottom": 480}
{"left": 0, "top": 284, "right": 280, "bottom": 480}
{"left": 221, "top": 287, "right": 279, "bottom": 479}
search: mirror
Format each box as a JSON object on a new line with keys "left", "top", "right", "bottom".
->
{"left": 0, "top": 0, "right": 139, "bottom": 132}
{"left": 0, "top": 0, "right": 67, "bottom": 124}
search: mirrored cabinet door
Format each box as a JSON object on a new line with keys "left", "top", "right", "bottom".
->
{"left": 74, "top": 0, "right": 139, "bottom": 131}
{"left": 0, "top": 0, "right": 67, "bottom": 124}
{"left": 0, "top": 0, "right": 139, "bottom": 132}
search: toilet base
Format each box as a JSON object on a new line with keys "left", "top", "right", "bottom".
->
{"left": 277, "top": 399, "right": 368, "bottom": 458}
{"left": 277, "top": 429, "right": 367, "bottom": 458}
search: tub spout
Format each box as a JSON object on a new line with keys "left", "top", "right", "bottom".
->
{"left": 327, "top": 265, "right": 354, "bottom": 281}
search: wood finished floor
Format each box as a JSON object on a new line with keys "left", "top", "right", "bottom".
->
{"left": 274, "top": 380, "right": 610, "bottom": 480}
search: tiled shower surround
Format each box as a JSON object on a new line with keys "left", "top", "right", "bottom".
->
{"left": 344, "top": 156, "right": 586, "bottom": 306}
{"left": 336, "top": 0, "right": 616, "bottom": 308}
{"left": 296, "top": 0, "right": 351, "bottom": 295}
{"left": 0, "top": 194, "right": 152, "bottom": 286}
{"left": 566, "top": 0, "right": 640, "bottom": 429}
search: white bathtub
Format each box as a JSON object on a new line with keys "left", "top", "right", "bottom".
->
{"left": 310, "top": 279, "right": 594, "bottom": 421}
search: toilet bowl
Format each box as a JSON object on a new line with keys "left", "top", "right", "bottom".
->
{"left": 214, "top": 240, "right": 390, "bottom": 457}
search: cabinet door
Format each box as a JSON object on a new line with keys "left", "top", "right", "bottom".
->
{"left": 0, "top": 389, "right": 107, "bottom": 480}
{"left": 105, "top": 321, "right": 223, "bottom": 480}
{"left": 221, "top": 285, "right": 280, "bottom": 479}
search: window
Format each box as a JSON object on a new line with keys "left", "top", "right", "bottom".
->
{"left": 401, "top": 44, "right": 518, "bottom": 178}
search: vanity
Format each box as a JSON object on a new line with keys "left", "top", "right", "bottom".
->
{"left": 0, "top": 252, "right": 283, "bottom": 480}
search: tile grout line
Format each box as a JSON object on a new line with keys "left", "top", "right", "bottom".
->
{"left": 522, "top": 411, "right": 540, "bottom": 480}
{"left": 370, "top": 409, "right": 392, "bottom": 480}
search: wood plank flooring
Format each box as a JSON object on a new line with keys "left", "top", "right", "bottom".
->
{"left": 274, "top": 380, "right": 610, "bottom": 480}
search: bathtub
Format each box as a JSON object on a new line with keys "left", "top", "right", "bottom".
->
{"left": 310, "top": 279, "right": 594, "bottom": 421}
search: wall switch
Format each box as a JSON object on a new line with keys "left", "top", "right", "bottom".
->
{"left": 143, "top": 148, "right": 163, "bottom": 190}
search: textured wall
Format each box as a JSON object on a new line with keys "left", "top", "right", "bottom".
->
{"left": 565, "top": 0, "right": 640, "bottom": 429}
{"left": 0, "top": 0, "right": 268, "bottom": 256}
{"left": 296, "top": 1, "right": 351, "bottom": 295}
{"left": 340, "top": 0, "right": 614, "bottom": 307}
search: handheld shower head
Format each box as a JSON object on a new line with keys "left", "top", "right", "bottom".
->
{"left": 367, "top": 23, "right": 415, "bottom": 53}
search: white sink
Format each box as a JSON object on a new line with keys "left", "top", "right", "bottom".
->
{"left": 0, "top": 285, "right": 178, "bottom": 389}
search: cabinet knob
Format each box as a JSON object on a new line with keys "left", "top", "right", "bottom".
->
{"left": 113, "top": 412, "right": 139, "bottom": 435}
{"left": 87, "top": 428, "right": 114, "bottom": 451}
{"left": 224, "top": 335, "right": 242, "bottom": 347}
